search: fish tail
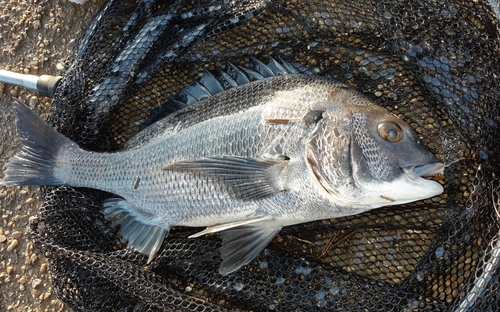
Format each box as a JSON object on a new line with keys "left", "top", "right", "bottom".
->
{"left": 1, "top": 99, "right": 72, "bottom": 186}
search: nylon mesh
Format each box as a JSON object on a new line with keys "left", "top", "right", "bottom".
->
{"left": 26, "top": 0, "right": 500, "bottom": 311}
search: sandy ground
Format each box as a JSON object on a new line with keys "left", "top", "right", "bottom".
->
{"left": 0, "top": 1, "right": 105, "bottom": 310}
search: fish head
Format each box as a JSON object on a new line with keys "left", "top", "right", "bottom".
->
{"left": 306, "top": 90, "right": 444, "bottom": 209}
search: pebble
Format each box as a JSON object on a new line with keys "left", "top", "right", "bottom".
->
{"left": 20, "top": 215, "right": 30, "bottom": 222}
{"left": 31, "top": 278, "right": 42, "bottom": 289}
{"left": 25, "top": 198, "right": 36, "bottom": 205}
{"left": 57, "top": 9, "right": 67, "bottom": 18}
{"left": 40, "top": 263, "right": 48, "bottom": 273}
{"left": 0, "top": 235, "right": 6, "bottom": 243}
{"left": 0, "top": 147, "right": 3, "bottom": 156}
{"left": 29, "top": 254, "right": 38, "bottom": 263}
{"left": 6, "top": 239, "right": 19, "bottom": 252}
{"left": 11, "top": 231, "right": 22, "bottom": 239}
{"left": 32, "top": 19, "right": 41, "bottom": 30}
{"left": 29, "top": 96, "right": 38, "bottom": 109}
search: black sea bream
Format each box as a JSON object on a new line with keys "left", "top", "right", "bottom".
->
{"left": 1, "top": 73, "right": 444, "bottom": 274}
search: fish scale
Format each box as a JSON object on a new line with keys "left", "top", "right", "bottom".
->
{"left": 2, "top": 74, "right": 443, "bottom": 275}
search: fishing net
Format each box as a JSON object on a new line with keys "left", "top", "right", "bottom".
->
{"left": 25, "top": 0, "right": 500, "bottom": 311}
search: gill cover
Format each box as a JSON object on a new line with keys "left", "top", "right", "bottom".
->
{"left": 305, "top": 109, "right": 359, "bottom": 206}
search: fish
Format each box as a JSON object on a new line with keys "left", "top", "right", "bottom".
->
{"left": 1, "top": 71, "right": 444, "bottom": 275}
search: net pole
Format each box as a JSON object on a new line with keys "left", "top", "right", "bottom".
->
{"left": 0, "top": 70, "right": 62, "bottom": 97}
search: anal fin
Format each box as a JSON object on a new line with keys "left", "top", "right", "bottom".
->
{"left": 218, "top": 221, "right": 282, "bottom": 275}
{"left": 103, "top": 198, "right": 168, "bottom": 263}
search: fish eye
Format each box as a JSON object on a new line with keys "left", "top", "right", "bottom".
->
{"left": 378, "top": 122, "right": 403, "bottom": 143}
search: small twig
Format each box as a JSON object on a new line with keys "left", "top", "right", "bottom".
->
{"left": 285, "top": 234, "right": 316, "bottom": 247}
{"left": 317, "top": 229, "right": 358, "bottom": 259}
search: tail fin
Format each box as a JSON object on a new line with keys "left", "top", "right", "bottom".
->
{"left": 1, "top": 99, "right": 73, "bottom": 186}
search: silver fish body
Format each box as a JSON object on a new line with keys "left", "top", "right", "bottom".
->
{"left": 1, "top": 74, "right": 444, "bottom": 274}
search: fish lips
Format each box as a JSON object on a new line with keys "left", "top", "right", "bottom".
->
{"left": 403, "top": 162, "right": 444, "bottom": 178}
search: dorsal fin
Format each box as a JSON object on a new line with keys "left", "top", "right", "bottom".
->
{"left": 141, "top": 57, "right": 300, "bottom": 128}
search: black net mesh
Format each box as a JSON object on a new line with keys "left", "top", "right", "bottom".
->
{"left": 24, "top": 0, "right": 500, "bottom": 311}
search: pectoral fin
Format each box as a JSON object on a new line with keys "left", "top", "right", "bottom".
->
{"left": 218, "top": 221, "right": 282, "bottom": 275}
{"left": 163, "top": 156, "right": 288, "bottom": 200}
{"left": 103, "top": 198, "right": 168, "bottom": 263}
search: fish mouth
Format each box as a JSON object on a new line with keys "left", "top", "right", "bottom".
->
{"left": 403, "top": 162, "right": 445, "bottom": 178}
